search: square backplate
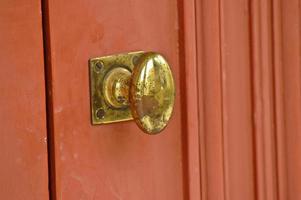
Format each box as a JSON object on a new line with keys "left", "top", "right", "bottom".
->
{"left": 89, "top": 51, "right": 144, "bottom": 125}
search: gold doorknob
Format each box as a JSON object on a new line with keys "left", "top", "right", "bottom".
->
{"left": 89, "top": 52, "right": 175, "bottom": 134}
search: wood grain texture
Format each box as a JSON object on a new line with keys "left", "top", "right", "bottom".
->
{"left": 0, "top": 0, "right": 49, "bottom": 199}
{"left": 44, "top": 0, "right": 201, "bottom": 199}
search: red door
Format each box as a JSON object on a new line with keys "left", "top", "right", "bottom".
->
{"left": 0, "top": 0, "right": 49, "bottom": 199}
{"left": 43, "top": 0, "right": 200, "bottom": 199}
{"left": 2, "top": 0, "right": 301, "bottom": 200}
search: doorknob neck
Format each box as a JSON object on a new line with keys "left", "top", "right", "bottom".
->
{"left": 103, "top": 67, "right": 131, "bottom": 108}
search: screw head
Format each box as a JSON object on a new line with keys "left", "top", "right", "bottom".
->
{"left": 95, "top": 61, "right": 104, "bottom": 71}
{"left": 132, "top": 55, "right": 139, "bottom": 66}
{"left": 96, "top": 108, "right": 105, "bottom": 119}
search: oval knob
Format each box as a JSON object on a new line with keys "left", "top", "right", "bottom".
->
{"left": 100, "top": 52, "right": 175, "bottom": 134}
{"left": 130, "top": 52, "right": 175, "bottom": 134}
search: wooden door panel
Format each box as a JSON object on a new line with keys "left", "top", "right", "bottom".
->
{"left": 219, "top": 1, "right": 255, "bottom": 199}
{"left": 43, "top": 0, "right": 301, "bottom": 199}
{"left": 43, "top": 0, "right": 199, "bottom": 199}
{"left": 281, "top": 0, "right": 301, "bottom": 199}
{"left": 195, "top": 0, "right": 225, "bottom": 199}
{"left": 0, "top": 0, "right": 49, "bottom": 199}
{"left": 1, "top": 0, "right": 300, "bottom": 199}
{"left": 196, "top": 0, "right": 301, "bottom": 200}
{"left": 196, "top": 0, "right": 256, "bottom": 199}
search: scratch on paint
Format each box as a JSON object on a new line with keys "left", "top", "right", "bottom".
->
{"left": 54, "top": 103, "right": 82, "bottom": 114}
{"left": 70, "top": 173, "right": 82, "bottom": 182}
{"left": 108, "top": 184, "right": 122, "bottom": 200}
{"left": 25, "top": 127, "right": 34, "bottom": 133}
{"left": 54, "top": 106, "right": 63, "bottom": 113}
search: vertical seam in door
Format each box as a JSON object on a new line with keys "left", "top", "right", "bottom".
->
{"left": 217, "top": 0, "right": 227, "bottom": 199}
{"left": 176, "top": 0, "right": 191, "bottom": 198}
{"left": 194, "top": 0, "right": 208, "bottom": 200}
{"left": 177, "top": 0, "right": 202, "bottom": 198}
{"left": 41, "top": 0, "right": 56, "bottom": 199}
{"left": 248, "top": 0, "right": 260, "bottom": 198}
{"left": 271, "top": 0, "right": 289, "bottom": 199}
{"left": 193, "top": 0, "right": 205, "bottom": 200}
{"left": 299, "top": 0, "right": 301, "bottom": 121}
{"left": 298, "top": 0, "right": 301, "bottom": 152}
{"left": 270, "top": 1, "right": 280, "bottom": 199}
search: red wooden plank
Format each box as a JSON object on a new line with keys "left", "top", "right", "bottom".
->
{"left": 219, "top": 0, "right": 256, "bottom": 199}
{"left": 249, "top": 0, "right": 279, "bottom": 199}
{"left": 0, "top": 0, "right": 49, "bottom": 199}
{"left": 178, "top": 0, "right": 201, "bottom": 199}
{"left": 281, "top": 1, "right": 301, "bottom": 199}
{"left": 196, "top": 0, "right": 225, "bottom": 199}
{"left": 271, "top": 0, "right": 287, "bottom": 199}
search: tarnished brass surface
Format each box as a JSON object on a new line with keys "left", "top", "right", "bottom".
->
{"left": 130, "top": 53, "right": 175, "bottom": 134}
{"left": 89, "top": 51, "right": 175, "bottom": 134}
{"left": 89, "top": 52, "right": 144, "bottom": 124}
{"left": 103, "top": 67, "right": 131, "bottom": 108}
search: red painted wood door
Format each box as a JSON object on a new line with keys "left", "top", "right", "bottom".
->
{"left": 43, "top": 0, "right": 200, "bottom": 199}
{"left": 2, "top": 0, "right": 301, "bottom": 200}
{"left": 43, "top": 0, "right": 301, "bottom": 199}
{"left": 0, "top": 0, "right": 49, "bottom": 199}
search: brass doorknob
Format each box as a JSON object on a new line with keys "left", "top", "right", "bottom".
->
{"left": 90, "top": 52, "right": 175, "bottom": 134}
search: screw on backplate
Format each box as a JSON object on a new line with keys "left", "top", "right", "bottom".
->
{"left": 132, "top": 55, "right": 139, "bottom": 66}
{"left": 95, "top": 61, "right": 104, "bottom": 71}
{"left": 96, "top": 108, "right": 105, "bottom": 119}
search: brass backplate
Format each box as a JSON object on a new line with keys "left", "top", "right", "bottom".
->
{"left": 89, "top": 51, "right": 144, "bottom": 125}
